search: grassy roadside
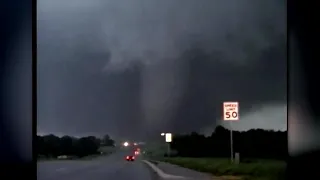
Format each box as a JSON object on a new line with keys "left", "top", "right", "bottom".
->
{"left": 38, "top": 146, "right": 116, "bottom": 161}
{"left": 159, "top": 157, "right": 286, "bottom": 180}
{"left": 37, "top": 153, "right": 109, "bottom": 161}
{"left": 77, "top": 153, "right": 111, "bottom": 160}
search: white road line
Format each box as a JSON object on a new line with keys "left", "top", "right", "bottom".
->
{"left": 142, "top": 160, "right": 186, "bottom": 179}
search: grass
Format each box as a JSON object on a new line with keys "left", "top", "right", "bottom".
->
{"left": 159, "top": 157, "right": 286, "bottom": 180}
{"left": 143, "top": 143, "right": 168, "bottom": 158}
{"left": 99, "top": 146, "right": 116, "bottom": 154}
{"left": 38, "top": 146, "right": 116, "bottom": 161}
{"left": 38, "top": 154, "right": 103, "bottom": 161}
{"left": 78, "top": 153, "right": 107, "bottom": 160}
{"left": 37, "top": 155, "right": 58, "bottom": 161}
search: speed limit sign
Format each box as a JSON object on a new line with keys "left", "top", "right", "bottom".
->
{"left": 223, "top": 102, "right": 239, "bottom": 121}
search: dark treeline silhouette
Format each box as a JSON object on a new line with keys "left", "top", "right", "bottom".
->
{"left": 37, "top": 134, "right": 115, "bottom": 158}
{"left": 170, "top": 125, "right": 287, "bottom": 160}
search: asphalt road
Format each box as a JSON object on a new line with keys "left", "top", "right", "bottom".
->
{"left": 37, "top": 149, "right": 158, "bottom": 180}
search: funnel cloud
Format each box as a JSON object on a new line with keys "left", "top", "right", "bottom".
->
{"left": 37, "top": 0, "right": 286, "bottom": 140}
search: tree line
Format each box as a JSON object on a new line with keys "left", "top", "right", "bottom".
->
{"left": 170, "top": 125, "right": 287, "bottom": 160}
{"left": 37, "top": 134, "right": 115, "bottom": 158}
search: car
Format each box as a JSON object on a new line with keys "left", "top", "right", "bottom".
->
{"left": 125, "top": 155, "right": 135, "bottom": 161}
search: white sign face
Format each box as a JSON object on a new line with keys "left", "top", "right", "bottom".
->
{"left": 223, "top": 102, "right": 239, "bottom": 121}
{"left": 165, "top": 133, "right": 172, "bottom": 142}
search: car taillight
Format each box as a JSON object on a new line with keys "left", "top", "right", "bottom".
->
{"left": 126, "top": 156, "right": 129, "bottom": 159}
{"left": 132, "top": 156, "right": 135, "bottom": 159}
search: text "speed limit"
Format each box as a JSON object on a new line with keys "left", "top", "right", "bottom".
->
{"left": 223, "top": 102, "right": 239, "bottom": 121}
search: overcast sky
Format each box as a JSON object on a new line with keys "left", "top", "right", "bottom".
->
{"left": 37, "top": 0, "right": 286, "bottom": 141}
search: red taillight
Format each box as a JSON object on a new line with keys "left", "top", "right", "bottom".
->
{"left": 132, "top": 156, "right": 135, "bottom": 159}
{"left": 126, "top": 156, "right": 129, "bottom": 159}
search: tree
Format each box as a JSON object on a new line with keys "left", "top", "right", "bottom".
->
{"left": 42, "top": 134, "right": 61, "bottom": 157}
{"left": 74, "top": 136, "right": 99, "bottom": 157}
{"left": 102, "top": 134, "right": 114, "bottom": 146}
{"left": 60, "top": 136, "right": 74, "bottom": 155}
{"left": 37, "top": 134, "right": 108, "bottom": 158}
{"left": 170, "top": 126, "right": 287, "bottom": 160}
{"left": 37, "top": 135, "right": 45, "bottom": 156}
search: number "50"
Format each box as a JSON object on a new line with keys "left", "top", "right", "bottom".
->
{"left": 226, "top": 112, "right": 238, "bottom": 118}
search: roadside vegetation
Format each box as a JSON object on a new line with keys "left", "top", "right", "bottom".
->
{"left": 147, "top": 125, "right": 286, "bottom": 180}
{"left": 160, "top": 157, "right": 285, "bottom": 180}
{"left": 37, "top": 134, "right": 115, "bottom": 160}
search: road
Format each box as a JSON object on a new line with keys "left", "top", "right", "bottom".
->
{"left": 37, "top": 149, "right": 158, "bottom": 180}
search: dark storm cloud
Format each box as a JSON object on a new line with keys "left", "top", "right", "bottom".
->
{"left": 37, "top": 0, "right": 286, "bottom": 140}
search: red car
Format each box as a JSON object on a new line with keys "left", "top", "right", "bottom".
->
{"left": 125, "top": 155, "right": 135, "bottom": 161}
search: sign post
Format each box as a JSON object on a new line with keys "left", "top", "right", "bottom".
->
{"left": 223, "top": 102, "right": 239, "bottom": 163}
{"left": 230, "top": 122, "right": 233, "bottom": 162}
{"left": 165, "top": 133, "right": 172, "bottom": 157}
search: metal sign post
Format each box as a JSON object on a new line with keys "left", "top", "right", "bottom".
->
{"left": 165, "top": 133, "right": 172, "bottom": 157}
{"left": 230, "top": 121, "right": 233, "bottom": 162}
{"left": 161, "top": 133, "right": 172, "bottom": 157}
{"left": 223, "top": 102, "right": 239, "bottom": 163}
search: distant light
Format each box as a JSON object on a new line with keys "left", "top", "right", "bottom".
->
{"left": 134, "top": 143, "right": 137, "bottom": 146}
{"left": 123, "top": 142, "right": 129, "bottom": 146}
{"left": 161, "top": 133, "right": 165, "bottom": 136}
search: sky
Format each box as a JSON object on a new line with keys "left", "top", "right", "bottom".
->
{"left": 37, "top": 0, "right": 286, "bottom": 141}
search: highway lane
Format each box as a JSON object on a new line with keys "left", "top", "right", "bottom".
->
{"left": 37, "top": 149, "right": 158, "bottom": 180}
